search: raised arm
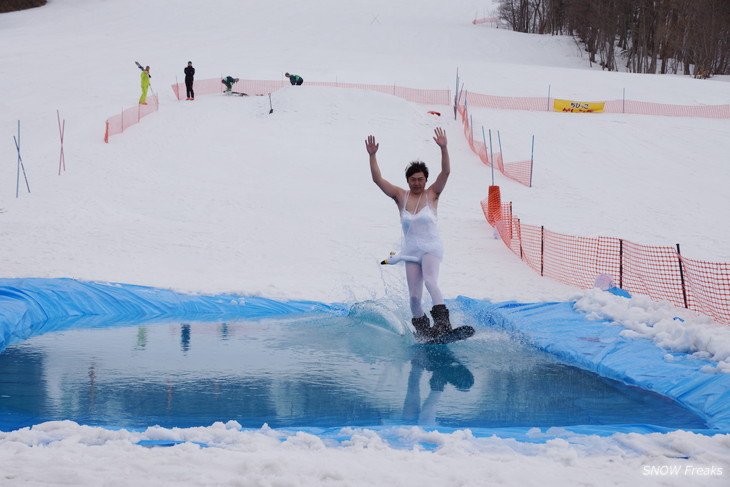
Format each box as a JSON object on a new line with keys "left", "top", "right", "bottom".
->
{"left": 366, "top": 135, "right": 402, "bottom": 201}
{"left": 428, "top": 128, "right": 450, "bottom": 196}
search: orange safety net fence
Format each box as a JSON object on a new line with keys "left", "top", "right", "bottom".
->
{"left": 472, "top": 17, "right": 500, "bottom": 25}
{"left": 171, "top": 78, "right": 451, "bottom": 105}
{"left": 457, "top": 103, "right": 533, "bottom": 187}
{"left": 481, "top": 199, "right": 730, "bottom": 325}
{"left": 104, "top": 94, "right": 159, "bottom": 143}
{"left": 460, "top": 90, "right": 730, "bottom": 119}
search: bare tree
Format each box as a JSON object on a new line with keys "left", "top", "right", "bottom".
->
{"left": 495, "top": 0, "right": 730, "bottom": 77}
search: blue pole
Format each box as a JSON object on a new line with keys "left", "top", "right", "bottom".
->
{"left": 481, "top": 126, "right": 494, "bottom": 185}
{"left": 529, "top": 135, "right": 535, "bottom": 187}
{"left": 14, "top": 120, "right": 31, "bottom": 198}
{"left": 15, "top": 134, "right": 19, "bottom": 199}
{"left": 15, "top": 120, "right": 19, "bottom": 198}
{"left": 454, "top": 83, "right": 464, "bottom": 120}
{"left": 497, "top": 130, "right": 503, "bottom": 163}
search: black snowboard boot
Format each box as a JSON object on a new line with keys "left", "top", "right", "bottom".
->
{"left": 411, "top": 315, "right": 435, "bottom": 341}
{"left": 430, "top": 304, "right": 453, "bottom": 337}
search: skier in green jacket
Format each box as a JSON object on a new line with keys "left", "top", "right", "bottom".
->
{"left": 285, "top": 72, "right": 303, "bottom": 85}
{"left": 139, "top": 66, "right": 151, "bottom": 104}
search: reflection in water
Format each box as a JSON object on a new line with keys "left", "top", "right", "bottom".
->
{"left": 218, "top": 322, "right": 230, "bottom": 341}
{"left": 88, "top": 362, "right": 96, "bottom": 405}
{"left": 135, "top": 327, "right": 147, "bottom": 350}
{"left": 0, "top": 314, "right": 708, "bottom": 431}
{"left": 180, "top": 323, "right": 191, "bottom": 353}
{"left": 404, "top": 347, "right": 474, "bottom": 425}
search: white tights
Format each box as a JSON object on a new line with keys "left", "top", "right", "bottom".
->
{"left": 405, "top": 253, "right": 444, "bottom": 318}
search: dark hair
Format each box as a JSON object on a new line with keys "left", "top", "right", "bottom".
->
{"left": 405, "top": 161, "right": 429, "bottom": 180}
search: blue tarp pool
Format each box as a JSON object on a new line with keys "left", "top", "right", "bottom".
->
{"left": 1, "top": 278, "right": 728, "bottom": 438}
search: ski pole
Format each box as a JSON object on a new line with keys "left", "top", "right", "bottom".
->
{"left": 57, "top": 110, "right": 66, "bottom": 175}
{"left": 14, "top": 120, "right": 31, "bottom": 197}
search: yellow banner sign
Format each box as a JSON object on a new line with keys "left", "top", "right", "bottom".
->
{"left": 553, "top": 99, "right": 605, "bottom": 113}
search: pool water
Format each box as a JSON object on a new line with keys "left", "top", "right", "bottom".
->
{"left": 0, "top": 310, "right": 707, "bottom": 431}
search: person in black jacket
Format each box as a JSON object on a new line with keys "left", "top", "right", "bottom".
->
{"left": 285, "top": 72, "right": 303, "bottom": 85}
{"left": 184, "top": 61, "right": 195, "bottom": 100}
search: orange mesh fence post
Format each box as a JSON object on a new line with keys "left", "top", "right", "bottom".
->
{"left": 482, "top": 199, "right": 511, "bottom": 245}
{"left": 681, "top": 257, "right": 730, "bottom": 324}
{"left": 506, "top": 202, "right": 513, "bottom": 242}
{"left": 486, "top": 185, "right": 501, "bottom": 225}
{"left": 480, "top": 189, "right": 730, "bottom": 324}
{"left": 494, "top": 150, "right": 505, "bottom": 173}
{"left": 452, "top": 74, "right": 457, "bottom": 118}
{"left": 103, "top": 94, "right": 160, "bottom": 142}
{"left": 459, "top": 103, "right": 533, "bottom": 187}
{"left": 605, "top": 99, "right": 730, "bottom": 118}
{"left": 462, "top": 115, "right": 472, "bottom": 145}
{"left": 518, "top": 223, "right": 545, "bottom": 275}
{"left": 529, "top": 135, "right": 535, "bottom": 187}
{"left": 542, "top": 231, "right": 623, "bottom": 289}
{"left": 621, "top": 241, "right": 689, "bottom": 309}
{"left": 541, "top": 226, "right": 545, "bottom": 276}
{"left": 676, "top": 244, "right": 689, "bottom": 309}
{"left": 167, "top": 77, "right": 453, "bottom": 105}
{"left": 473, "top": 17, "right": 500, "bottom": 25}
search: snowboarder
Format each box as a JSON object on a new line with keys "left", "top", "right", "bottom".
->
{"left": 139, "top": 65, "right": 151, "bottom": 105}
{"left": 221, "top": 76, "right": 239, "bottom": 93}
{"left": 285, "top": 72, "right": 303, "bottom": 85}
{"left": 365, "top": 128, "right": 453, "bottom": 342}
{"left": 184, "top": 61, "right": 195, "bottom": 100}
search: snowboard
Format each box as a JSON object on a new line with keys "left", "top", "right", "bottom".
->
{"left": 421, "top": 326, "right": 475, "bottom": 345}
{"left": 224, "top": 91, "right": 248, "bottom": 96}
{"left": 135, "top": 61, "right": 151, "bottom": 77}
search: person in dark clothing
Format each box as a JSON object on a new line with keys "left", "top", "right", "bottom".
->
{"left": 221, "top": 76, "right": 239, "bottom": 93}
{"left": 285, "top": 72, "right": 303, "bottom": 85}
{"left": 184, "top": 61, "right": 195, "bottom": 100}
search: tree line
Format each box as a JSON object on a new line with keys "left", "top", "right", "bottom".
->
{"left": 497, "top": 0, "right": 730, "bottom": 78}
{"left": 0, "top": 0, "right": 47, "bottom": 14}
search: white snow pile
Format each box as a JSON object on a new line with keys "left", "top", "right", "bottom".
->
{"left": 1, "top": 420, "right": 729, "bottom": 487}
{"left": 575, "top": 289, "right": 730, "bottom": 373}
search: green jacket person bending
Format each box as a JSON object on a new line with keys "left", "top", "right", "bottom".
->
{"left": 285, "top": 72, "right": 303, "bottom": 85}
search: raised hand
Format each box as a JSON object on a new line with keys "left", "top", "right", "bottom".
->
{"left": 365, "top": 135, "right": 379, "bottom": 155}
{"left": 433, "top": 128, "right": 447, "bottom": 147}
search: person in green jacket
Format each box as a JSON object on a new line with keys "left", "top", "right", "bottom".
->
{"left": 139, "top": 66, "right": 151, "bottom": 105}
{"left": 285, "top": 72, "right": 303, "bottom": 85}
